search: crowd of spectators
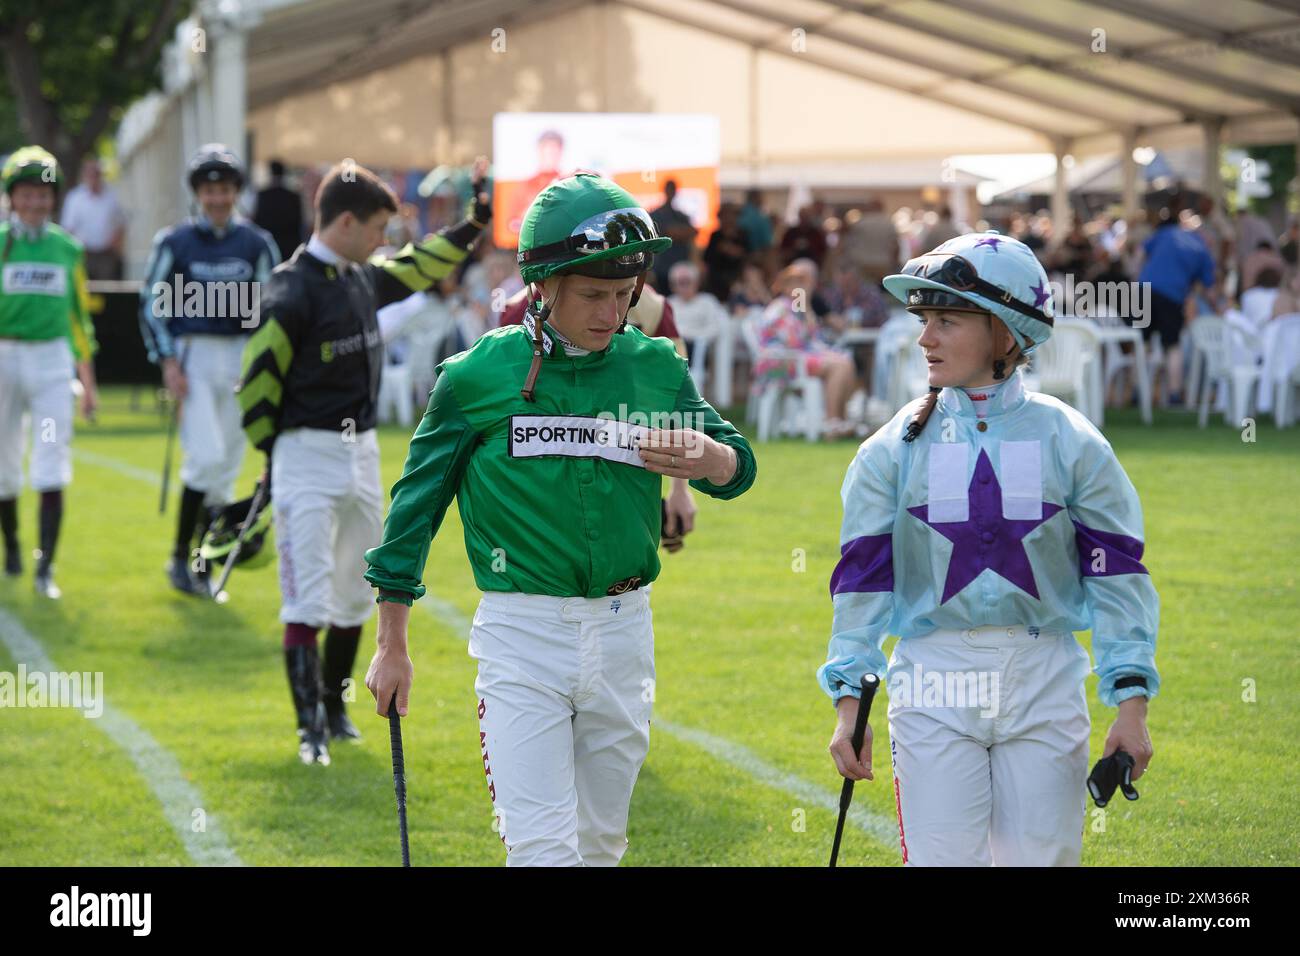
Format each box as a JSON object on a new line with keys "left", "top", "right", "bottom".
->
{"left": 35, "top": 153, "right": 1298, "bottom": 432}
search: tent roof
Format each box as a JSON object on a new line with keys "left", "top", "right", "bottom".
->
{"left": 241, "top": 0, "right": 1300, "bottom": 157}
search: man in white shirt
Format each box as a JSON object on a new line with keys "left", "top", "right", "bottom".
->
{"left": 60, "top": 159, "right": 126, "bottom": 280}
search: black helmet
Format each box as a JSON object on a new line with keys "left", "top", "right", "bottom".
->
{"left": 187, "top": 143, "right": 244, "bottom": 192}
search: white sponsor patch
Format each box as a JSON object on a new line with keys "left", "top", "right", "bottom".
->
{"left": 999, "top": 440, "right": 1042, "bottom": 519}
{"left": 927, "top": 441, "right": 969, "bottom": 522}
{"left": 3, "top": 262, "right": 68, "bottom": 296}
{"left": 509, "top": 415, "right": 648, "bottom": 467}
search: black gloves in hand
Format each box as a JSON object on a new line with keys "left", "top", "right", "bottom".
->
{"left": 660, "top": 498, "right": 684, "bottom": 553}
{"left": 1088, "top": 750, "right": 1139, "bottom": 807}
{"left": 469, "top": 173, "right": 492, "bottom": 226}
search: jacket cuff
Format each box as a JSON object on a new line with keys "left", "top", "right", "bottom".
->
{"left": 376, "top": 588, "right": 414, "bottom": 607}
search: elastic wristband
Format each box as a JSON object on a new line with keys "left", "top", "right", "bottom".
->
{"left": 1114, "top": 676, "right": 1148, "bottom": 690}
{"left": 376, "top": 589, "right": 413, "bottom": 607}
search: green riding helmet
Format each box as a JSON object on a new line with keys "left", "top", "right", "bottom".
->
{"left": 517, "top": 173, "right": 671, "bottom": 285}
{"left": 515, "top": 173, "right": 674, "bottom": 402}
{"left": 2, "top": 145, "right": 63, "bottom": 195}
{"left": 199, "top": 486, "right": 275, "bottom": 572}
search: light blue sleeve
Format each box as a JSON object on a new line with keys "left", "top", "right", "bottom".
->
{"left": 1067, "top": 444, "right": 1161, "bottom": 707}
{"left": 137, "top": 228, "right": 176, "bottom": 363}
{"left": 818, "top": 441, "right": 898, "bottom": 704}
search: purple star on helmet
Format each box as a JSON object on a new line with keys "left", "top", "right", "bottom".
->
{"left": 974, "top": 236, "right": 1003, "bottom": 251}
{"left": 1030, "top": 280, "right": 1050, "bottom": 308}
{"left": 908, "top": 449, "right": 1062, "bottom": 603}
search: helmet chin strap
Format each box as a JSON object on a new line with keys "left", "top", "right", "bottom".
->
{"left": 520, "top": 270, "right": 647, "bottom": 401}
{"left": 521, "top": 276, "right": 563, "bottom": 403}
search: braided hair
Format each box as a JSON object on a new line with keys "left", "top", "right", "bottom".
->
{"left": 902, "top": 387, "right": 941, "bottom": 443}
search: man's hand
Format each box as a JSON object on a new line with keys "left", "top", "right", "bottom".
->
{"left": 638, "top": 429, "right": 737, "bottom": 485}
{"left": 366, "top": 600, "right": 414, "bottom": 717}
{"left": 1103, "top": 695, "right": 1153, "bottom": 781}
{"left": 829, "top": 695, "right": 873, "bottom": 781}
{"left": 162, "top": 357, "right": 188, "bottom": 401}
{"left": 661, "top": 478, "right": 696, "bottom": 553}
{"left": 77, "top": 360, "right": 98, "bottom": 422}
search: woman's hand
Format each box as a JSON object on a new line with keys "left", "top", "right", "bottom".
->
{"left": 1103, "top": 696, "right": 1153, "bottom": 781}
{"left": 829, "top": 695, "right": 874, "bottom": 781}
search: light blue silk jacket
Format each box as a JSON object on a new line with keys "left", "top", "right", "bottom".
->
{"left": 818, "top": 370, "right": 1160, "bottom": 707}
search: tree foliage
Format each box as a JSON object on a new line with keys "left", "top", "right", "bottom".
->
{"left": 0, "top": 0, "right": 187, "bottom": 184}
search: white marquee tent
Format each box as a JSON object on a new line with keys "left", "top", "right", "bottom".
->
{"left": 116, "top": 0, "right": 1300, "bottom": 269}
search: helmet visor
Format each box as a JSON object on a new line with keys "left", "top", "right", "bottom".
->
{"left": 519, "top": 206, "right": 659, "bottom": 265}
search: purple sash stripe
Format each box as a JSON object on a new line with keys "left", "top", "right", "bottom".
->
{"left": 830, "top": 533, "right": 895, "bottom": 596}
{"left": 1073, "top": 520, "right": 1148, "bottom": 576}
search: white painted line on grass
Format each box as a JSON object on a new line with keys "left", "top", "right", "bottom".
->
{"left": 0, "top": 606, "right": 242, "bottom": 866}
{"left": 412, "top": 597, "right": 897, "bottom": 848}
{"left": 73, "top": 447, "right": 164, "bottom": 486}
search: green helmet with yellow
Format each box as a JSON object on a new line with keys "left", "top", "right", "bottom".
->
{"left": 2, "top": 145, "right": 64, "bottom": 196}
{"left": 514, "top": 173, "right": 671, "bottom": 400}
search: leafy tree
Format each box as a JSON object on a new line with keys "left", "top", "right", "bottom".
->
{"left": 0, "top": 0, "right": 187, "bottom": 184}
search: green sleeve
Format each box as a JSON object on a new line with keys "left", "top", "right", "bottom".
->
{"left": 68, "top": 256, "right": 97, "bottom": 361}
{"left": 363, "top": 370, "right": 479, "bottom": 600}
{"left": 672, "top": 365, "right": 757, "bottom": 500}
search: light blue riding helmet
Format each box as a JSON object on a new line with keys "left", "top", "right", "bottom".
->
{"left": 883, "top": 231, "right": 1055, "bottom": 353}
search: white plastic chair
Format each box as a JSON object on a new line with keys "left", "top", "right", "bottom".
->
{"left": 1188, "top": 315, "right": 1262, "bottom": 427}
{"left": 1256, "top": 314, "right": 1300, "bottom": 427}
{"left": 1031, "top": 318, "right": 1101, "bottom": 423}
{"left": 739, "top": 314, "right": 824, "bottom": 441}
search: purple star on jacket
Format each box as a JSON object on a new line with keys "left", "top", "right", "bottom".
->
{"left": 907, "top": 449, "right": 1062, "bottom": 603}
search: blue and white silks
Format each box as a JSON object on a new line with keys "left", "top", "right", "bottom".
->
{"left": 818, "top": 370, "right": 1159, "bottom": 707}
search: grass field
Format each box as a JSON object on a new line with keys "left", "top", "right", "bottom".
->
{"left": 1, "top": 387, "right": 1297, "bottom": 866}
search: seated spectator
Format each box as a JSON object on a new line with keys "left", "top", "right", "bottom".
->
{"left": 703, "top": 202, "right": 750, "bottom": 301}
{"left": 1240, "top": 240, "right": 1288, "bottom": 296}
{"left": 729, "top": 262, "right": 772, "bottom": 314}
{"left": 821, "top": 261, "right": 890, "bottom": 329}
{"left": 1240, "top": 268, "right": 1281, "bottom": 329}
{"left": 753, "top": 260, "right": 856, "bottom": 439}
{"left": 667, "top": 261, "right": 726, "bottom": 366}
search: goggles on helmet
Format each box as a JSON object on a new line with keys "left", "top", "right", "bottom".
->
{"left": 901, "top": 253, "right": 1053, "bottom": 326}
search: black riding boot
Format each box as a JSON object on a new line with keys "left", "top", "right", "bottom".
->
{"left": 322, "top": 625, "right": 363, "bottom": 741}
{"left": 284, "top": 645, "right": 330, "bottom": 766}
{"left": 33, "top": 491, "right": 62, "bottom": 599}
{"left": 1, "top": 498, "right": 19, "bottom": 576}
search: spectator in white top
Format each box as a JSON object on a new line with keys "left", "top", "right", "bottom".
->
{"left": 60, "top": 158, "right": 126, "bottom": 280}
{"left": 667, "top": 260, "right": 726, "bottom": 384}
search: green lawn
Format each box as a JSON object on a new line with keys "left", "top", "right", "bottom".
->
{"left": 0, "top": 389, "right": 1296, "bottom": 865}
